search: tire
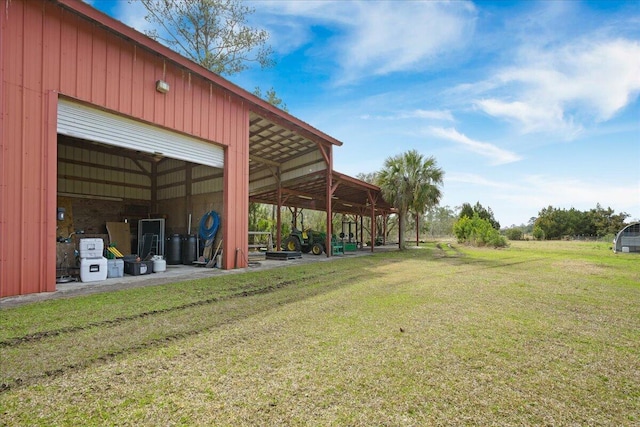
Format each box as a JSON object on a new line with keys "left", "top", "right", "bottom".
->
{"left": 283, "top": 236, "right": 301, "bottom": 252}
{"left": 311, "top": 242, "right": 324, "bottom": 255}
{"left": 301, "top": 245, "right": 311, "bottom": 253}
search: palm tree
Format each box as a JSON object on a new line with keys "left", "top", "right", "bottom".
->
{"left": 377, "top": 150, "right": 443, "bottom": 249}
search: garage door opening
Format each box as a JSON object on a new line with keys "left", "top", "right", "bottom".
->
{"left": 56, "top": 100, "right": 225, "bottom": 282}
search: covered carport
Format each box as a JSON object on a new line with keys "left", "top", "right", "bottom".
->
{"left": 247, "top": 112, "right": 394, "bottom": 253}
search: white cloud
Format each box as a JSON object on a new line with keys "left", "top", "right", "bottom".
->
{"left": 472, "top": 38, "right": 640, "bottom": 137}
{"left": 253, "top": 1, "right": 477, "bottom": 84}
{"left": 474, "top": 99, "right": 582, "bottom": 137}
{"left": 361, "top": 109, "right": 454, "bottom": 122}
{"left": 430, "top": 127, "right": 522, "bottom": 165}
{"left": 411, "top": 110, "right": 455, "bottom": 121}
{"left": 446, "top": 172, "right": 517, "bottom": 190}
{"left": 337, "top": 2, "right": 476, "bottom": 81}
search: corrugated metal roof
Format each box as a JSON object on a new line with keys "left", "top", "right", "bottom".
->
{"left": 250, "top": 171, "right": 394, "bottom": 216}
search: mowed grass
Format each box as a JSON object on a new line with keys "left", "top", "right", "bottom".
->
{"left": 1, "top": 241, "right": 639, "bottom": 426}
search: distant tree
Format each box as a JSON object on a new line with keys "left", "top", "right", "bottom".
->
{"left": 253, "top": 87, "right": 288, "bottom": 112}
{"left": 356, "top": 172, "right": 379, "bottom": 184}
{"left": 137, "top": 0, "right": 274, "bottom": 75}
{"left": 376, "top": 150, "right": 443, "bottom": 249}
{"left": 588, "top": 204, "right": 629, "bottom": 236}
{"left": 534, "top": 206, "right": 564, "bottom": 239}
{"left": 534, "top": 204, "right": 629, "bottom": 239}
{"left": 505, "top": 228, "right": 524, "bottom": 241}
{"left": 532, "top": 225, "right": 545, "bottom": 240}
{"left": 249, "top": 203, "right": 272, "bottom": 231}
{"left": 459, "top": 202, "right": 500, "bottom": 230}
{"left": 356, "top": 172, "right": 397, "bottom": 244}
{"left": 425, "top": 206, "right": 457, "bottom": 238}
{"left": 453, "top": 213, "right": 507, "bottom": 248}
{"left": 459, "top": 203, "right": 474, "bottom": 221}
{"left": 408, "top": 154, "right": 444, "bottom": 245}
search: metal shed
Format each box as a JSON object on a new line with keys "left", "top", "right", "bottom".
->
{"left": 0, "top": 0, "right": 393, "bottom": 297}
{"left": 613, "top": 223, "right": 640, "bottom": 253}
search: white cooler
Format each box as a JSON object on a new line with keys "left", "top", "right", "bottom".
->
{"left": 80, "top": 257, "right": 108, "bottom": 282}
{"left": 79, "top": 238, "right": 108, "bottom": 282}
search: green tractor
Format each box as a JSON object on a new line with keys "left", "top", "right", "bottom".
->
{"left": 282, "top": 227, "right": 327, "bottom": 255}
{"left": 282, "top": 215, "right": 328, "bottom": 255}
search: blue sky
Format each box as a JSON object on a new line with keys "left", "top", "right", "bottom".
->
{"left": 91, "top": 0, "right": 640, "bottom": 227}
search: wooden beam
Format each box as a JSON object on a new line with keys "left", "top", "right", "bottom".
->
{"left": 57, "top": 174, "right": 149, "bottom": 190}
{"left": 249, "top": 154, "right": 280, "bottom": 168}
{"left": 281, "top": 188, "right": 323, "bottom": 201}
{"left": 57, "top": 158, "right": 150, "bottom": 177}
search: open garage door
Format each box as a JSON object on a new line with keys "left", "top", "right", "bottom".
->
{"left": 57, "top": 98, "right": 224, "bottom": 168}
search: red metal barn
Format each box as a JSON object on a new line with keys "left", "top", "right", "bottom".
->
{"left": 0, "top": 0, "right": 393, "bottom": 298}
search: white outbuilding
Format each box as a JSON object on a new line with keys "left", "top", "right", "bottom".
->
{"left": 613, "top": 223, "right": 640, "bottom": 253}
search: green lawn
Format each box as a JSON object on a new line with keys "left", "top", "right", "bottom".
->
{"left": 1, "top": 241, "right": 639, "bottom": 426}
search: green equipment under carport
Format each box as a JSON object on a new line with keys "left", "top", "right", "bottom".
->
{"left": 282, "top": 213, "right": 330, "bottom": 255}
{"left": 340, "top": 220, "right": 359, "bottom": 252}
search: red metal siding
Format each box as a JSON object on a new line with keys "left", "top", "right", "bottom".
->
{"left": 0, "top": 0, "right": 250, "bottom": 297}
{"left": 222, "top": 101, "right": 250, "bottom": 269}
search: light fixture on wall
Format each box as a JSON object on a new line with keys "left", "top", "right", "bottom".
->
{"left": 57, "top": 207, "right": 66, "bottom": 221}
{"left": 156, "top": 80, "right": 170, "bottom": 94}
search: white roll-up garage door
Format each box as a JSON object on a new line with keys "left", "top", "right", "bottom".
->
{"left": 57, "top": 98, "right": 224, "bottom": 168}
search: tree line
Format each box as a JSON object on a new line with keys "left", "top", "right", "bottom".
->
{"left": 531, "top": 204, "right": 629, "bottom": 240}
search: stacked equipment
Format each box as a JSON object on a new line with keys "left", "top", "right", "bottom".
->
{"left": 79, "top": 238, "right": 108, "bottom": 282}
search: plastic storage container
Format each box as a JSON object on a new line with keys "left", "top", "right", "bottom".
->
{"left": 182, "top": 235, "right": 197, "bottom": 265}
{"left": 80, "top": 257, "right": 108, "bottom": 282}
{"left": 124, "top": 260, "right": 153, "bottom": 276}
{"left": 79, "top": 238, "right": 104, "bottom": 258}
{"left": 166, "top": 234, "right": 182, "bottom": 265}
{"left": 107, "top": 259, "right": 124, "bottom": 278}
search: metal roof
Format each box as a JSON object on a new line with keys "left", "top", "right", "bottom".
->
{"left": 250, "top": 170, "right": 394, "bottom": 216}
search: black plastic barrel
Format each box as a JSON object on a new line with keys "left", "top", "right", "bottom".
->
{"left": 166, "top": 234, "right": 182, "bottom": 265}
{"left": 182, "top": 235, "right": 197, "bottom": 265}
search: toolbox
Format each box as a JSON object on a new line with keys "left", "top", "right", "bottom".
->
{"left": 124, "top": 260, "right": 153, "bottom": 276}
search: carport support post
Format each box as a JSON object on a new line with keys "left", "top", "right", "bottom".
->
{"left": 383, "top": 213, "right": 387, "bottom": 245}
{"left": 326, "top": 167, "right": 333, "bottom": 257}
{"left": 276, "top": 183, "right": 282, "bottom": 250}
{"left": 370, "top": 204, "right": 375, "bottom": 253}
{"left": 368, "top": 190, "right": 376, "bottom": 253}
{"left": 316, "top": 143, "right": 334, "bottom": 258}
{"left": 360, "top": 215, "right": 364, "bottom": 249}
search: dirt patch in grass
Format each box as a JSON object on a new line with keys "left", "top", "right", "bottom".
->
{"left": 552, "top": 259, "right": 609, "bottom": 276}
